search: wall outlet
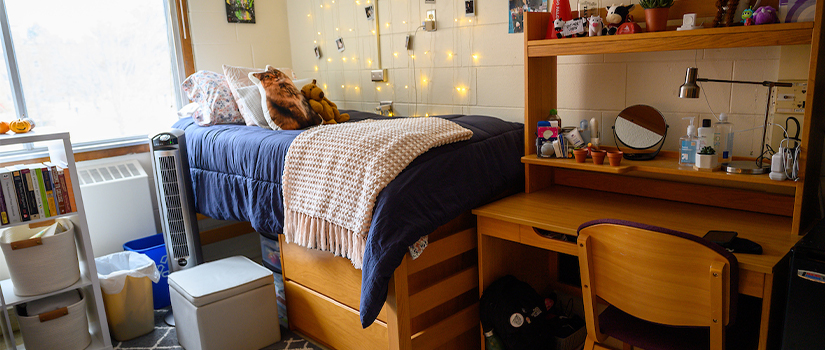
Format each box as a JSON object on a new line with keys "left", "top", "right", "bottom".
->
{"left": 371, "top": 69, "right": 387, "bottom": 82}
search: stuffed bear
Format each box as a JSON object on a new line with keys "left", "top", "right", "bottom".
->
{"left": 300, "top": 80, "right": 350, "bottom": 124}
{"left": 602, "top": 4, "right": 635, "bottom": 35}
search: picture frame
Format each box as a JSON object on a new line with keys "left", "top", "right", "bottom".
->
{"left": 225, "top": 0, "right": 255, "bottom": 24}
{"left": 365, "top": 5, "right": 375, "bottom": 20}
{"left": 314, "top": 45, "right": 322, "bottom": 59}
{"left": 336, "top": 37, "right": 345, "bottom": 52}
{"left": 465, "top": 0, "right": 476, "bottom": 16}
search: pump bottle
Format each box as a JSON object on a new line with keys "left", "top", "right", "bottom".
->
{"left": 697, "top": 118, "right": 714, "bottom": 151}
{"left": 679, "top": 117, "right": 698, "bottom": 166}
{"left": 714, "top": 113, "right": 734, "bottom": 163}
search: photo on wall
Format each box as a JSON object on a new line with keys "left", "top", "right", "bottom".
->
{"left": 314, "top": 45, "right": 322, "bottom": 59}
{"left": 365, "top": 5, "right": 375, "bottom": 20}
{"left": 226, "top": 0, "right": 256, "bottom": 23}
{"left": 336, "top": 37, "right": 346, "bottom": 52}
{"left": 465, "top": 0, "right": 476, "bottom": 16}
{"left": 509, "top": 0, "right": 548, "bottom": 33}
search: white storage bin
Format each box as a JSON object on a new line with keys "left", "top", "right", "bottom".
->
{"left": 0, "top": 218, "right": 81, "bottom": 296}
{"left": 15, "top": 289, "right": 92, "bottom": 350}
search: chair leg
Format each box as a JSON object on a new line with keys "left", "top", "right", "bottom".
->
{"left": 623, "top": 343, "right": 633, "bottom": 350}
{"left": 584, "top": 336, "right": 597, "bottom": 350}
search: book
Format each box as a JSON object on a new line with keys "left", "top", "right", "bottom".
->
{"left": 0, "top": 178, "right": 7, "bottom": 225}
{"left": 57, "top": 167, "right": 72, "bottom": 214}
{"left": 46, "top": 163, "right": 66, "bottom": 215}
{"left": 0, "top": 168, "right": 21, "bottom": 223}
{"left": 41, "top": 165, "right": 57, "bottom": 218}
{"left": 31, "top": 165, "right": 50, "bottom": 218}
{"left": 63, "top": 169, "right": 76, "bottom": 213}
{"left": 20, "top": 166, "right": 41, "bottom": 220}
{"left": 26, "top": 164, "right": 49, "bottom": 219}
{"left": 10, "top": 168, "right": 30, "bottom": 222}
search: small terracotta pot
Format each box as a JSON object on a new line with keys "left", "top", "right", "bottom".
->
{"left": 607, "top": 151, "right": 624, "bottom": 166}
{"left": 591, "top": 150, "right": 607, "bottom": 165}
{"left": 573, "top": 149, "right": 588, "bottom": 163}
{"left": 644, "top": 7, "right": 670, "bottom": 32}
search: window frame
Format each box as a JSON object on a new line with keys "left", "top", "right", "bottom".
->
{"left": 0, "top": 0, "right": 194, "bottom": 160}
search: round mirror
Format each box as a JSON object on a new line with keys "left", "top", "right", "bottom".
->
{"left": 612, "top": 105, "right": 668, "bottom": 160}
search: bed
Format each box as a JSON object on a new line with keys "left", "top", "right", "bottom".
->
{"left": 172, "top": 110, "right": 523, "bottom": 349}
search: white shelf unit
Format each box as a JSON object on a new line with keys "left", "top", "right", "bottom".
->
{"left": 0, "top": 131, "right": 112, "bottom": 350}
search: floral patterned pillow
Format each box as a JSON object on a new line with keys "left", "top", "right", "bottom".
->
{"left": 181, "top": 71, "right": 244, "bottom": 126}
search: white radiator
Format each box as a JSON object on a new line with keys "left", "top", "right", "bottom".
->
{"left": 77, "top": 157, "right": 158, "bottom": 257}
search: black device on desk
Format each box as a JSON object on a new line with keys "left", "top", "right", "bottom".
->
{"left": 704, "top": 230, "right": 737, "bottom": 248}
{"left": 782, "top": 219, "right": 825, "bottom": 349}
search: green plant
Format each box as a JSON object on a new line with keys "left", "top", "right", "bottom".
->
{"left": 698, "top": 146, "right": 716, "bottom": 155}
{"left": 639, "top": 0, "right": 674, "bottom": 9}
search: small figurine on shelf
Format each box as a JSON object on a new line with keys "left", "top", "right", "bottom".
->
{"left": 554, "top": 18, "right": 566, "bottom": 38}
{"left": 556, "top": 17, "right": 588, "bottom": 38}
{"left": 742, "top": 8, "right": 755, "bottom": 25}
{"left": 588, "top": 15, "right": 603, "bottom": 36}
{"left": 602, "top": 4, "right": 636, "bottom": 35}
{"left": 753, "top": 6, "right": 779, "bottom": 25}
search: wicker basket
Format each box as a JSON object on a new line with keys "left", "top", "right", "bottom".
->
{"left": 16, "top": 290, "right": 92, "bottom": 350}
{"left": 0, "top": 218, "right": 81, "bottom": 296}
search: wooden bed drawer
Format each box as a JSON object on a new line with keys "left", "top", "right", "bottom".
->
{"left": 285, "top": 281, "right": 388, "bottom": 350}
{"left": 280, "top": 239, "right": 388, "bottom": 322}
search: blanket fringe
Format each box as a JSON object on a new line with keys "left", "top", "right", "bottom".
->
{"left": 283, "top": 209, "right": 366, "bottom": 269}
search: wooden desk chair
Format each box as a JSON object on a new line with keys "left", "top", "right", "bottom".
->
{"left": 577, "top": 219, "right": 739, "bottom": 350}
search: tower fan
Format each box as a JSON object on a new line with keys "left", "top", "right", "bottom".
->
{"left": 149, "top": 128, "right": 203, "bottom": 325}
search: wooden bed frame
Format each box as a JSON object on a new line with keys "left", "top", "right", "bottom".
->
{"left": 278, "top": 211, "right": 481, "bottom": 350}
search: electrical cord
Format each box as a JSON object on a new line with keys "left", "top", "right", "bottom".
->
{"left": 410, "top": 25, "right": 424, "bottom": 117}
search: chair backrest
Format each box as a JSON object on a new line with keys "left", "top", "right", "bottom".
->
{"left": 577, "top": 219, "right": 738, "bottom": 344}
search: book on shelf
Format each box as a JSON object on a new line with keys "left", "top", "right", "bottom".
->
{"left": 16, "top": 165, "right": 40, "bottom": 220}
{"left": 40, "top": 164, "right": 57, "bottom": 218}
{"left": 57, "top": 166, "right": 73, "bottom": 213}
{"left": 0, "top": 177, "right": 7, "bottom": 225}
{"left": 30, "top": 164, "right": 50, "bottom": 218}
{"left": 45, "top": 162, "right": 66, "bottom": 215}
{"left": 63, "top": 167, "right": 76, "bottom": 213}
{"left": 10, "top": 167, "right": 31, "bottom": 222}
{"left": 0, "top": 167, "right": 21, "bottom": 224}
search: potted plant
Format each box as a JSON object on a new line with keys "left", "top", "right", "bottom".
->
{"left": 639, "top": 0, "right": 674, "bottom": 32}
{"left": 694, "top": 146, "right": 718, "bottom": 170}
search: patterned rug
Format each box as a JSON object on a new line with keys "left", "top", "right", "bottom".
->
{"left": 113, "top": 308, "right": 322, "bottom": 350}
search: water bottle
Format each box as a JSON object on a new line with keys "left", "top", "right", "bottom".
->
{"left": 484, "top": 329, "right": 505, "bottom": 350}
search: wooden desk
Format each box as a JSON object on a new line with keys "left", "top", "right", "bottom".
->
{"left": 473, "top": 186, "right": 801, "bottom": 350}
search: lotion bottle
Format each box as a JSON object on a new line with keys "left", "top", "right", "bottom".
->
{"left": 697, "top": 118, "right": 713, "bottom": 151}
{"left": 679, "top": 117, "right": 698, "bottom": 166}
{"left": 714, "top": 113, "right": 734, "bottom": 163}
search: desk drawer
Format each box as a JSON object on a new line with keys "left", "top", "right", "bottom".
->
{"left": 519, "top": 226, "right": 579, "bottom": 256}
{"left": 478, "top": 217, "right": 520, "bottom": 242}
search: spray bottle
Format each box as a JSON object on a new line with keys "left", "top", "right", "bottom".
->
{"left": 679, "top": 117, "right": 698, "bottom": 166}
{"left": 714, "top": 113, "right": 734, "bottom": 163}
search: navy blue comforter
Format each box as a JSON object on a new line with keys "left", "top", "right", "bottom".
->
{"left": 172, "top": 110, "right": 523, "bottom": 327}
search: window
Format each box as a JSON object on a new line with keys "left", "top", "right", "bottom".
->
{"left": 1, "top": 0, "right": 189, "bottom": 148}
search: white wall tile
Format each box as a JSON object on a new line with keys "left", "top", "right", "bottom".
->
{"left": 558, "top": 63, "right": 626, "bottom": 111}
{"left": 476, "top": 66, "right": 524, "bottom": 108}
{"left": 730, "top": 59, "right": 780, "bottom": 115}
{"left": 193, "top": 44, "right": 253, "bottom": 73}
{"left": 704, "top": 46, "right": 781, "bottom": 60}
{"left": 472, "top": 25, "right": 523, "bottom": 67}
{"left": 189, "top": 11, "right": 238, "bottom": 44}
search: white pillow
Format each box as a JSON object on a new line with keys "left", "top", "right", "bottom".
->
{"left": 222, "top": 64, "right": 296, "bottom": 127}
{"left": 235, "top": 85, "right": 270, "bottom": 129}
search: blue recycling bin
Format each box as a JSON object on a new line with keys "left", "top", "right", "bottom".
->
{"left": 123, "top": 234, "right": 170, "bottom": 309}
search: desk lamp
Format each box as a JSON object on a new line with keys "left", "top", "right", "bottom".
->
{"left": 679, "top": 67, "right": 793, "bottom": 174}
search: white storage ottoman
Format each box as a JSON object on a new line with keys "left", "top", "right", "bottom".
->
{"left": 168, "top": 255, "right": 280, "bottom": 350}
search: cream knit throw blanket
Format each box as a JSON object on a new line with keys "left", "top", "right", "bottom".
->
{"left": 282, "top": 118, "right": 473, "bottom": 268}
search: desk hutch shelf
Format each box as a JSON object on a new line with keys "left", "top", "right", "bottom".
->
{"left": 474, "top": 4, "right": 824, "bottom": 350}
